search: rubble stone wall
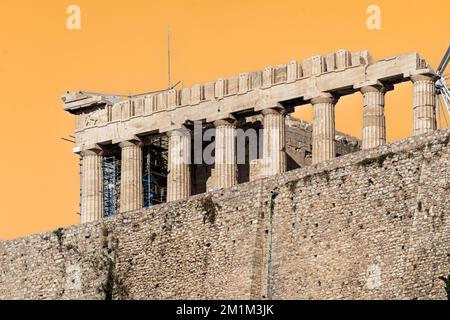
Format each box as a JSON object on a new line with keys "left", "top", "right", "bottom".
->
{"left": 0, "top": 129, "right": 448, "bottom": 300}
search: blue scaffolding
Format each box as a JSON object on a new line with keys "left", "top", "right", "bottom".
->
{"left": 143, "top": 136, "right": 168, "bottom": 207}
{"left": 103, "top": 155, "right": 121, "bottom": 217}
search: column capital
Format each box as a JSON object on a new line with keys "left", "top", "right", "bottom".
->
{"left": 410, "top": 73, "right": 439, "bottom": 83}
{"left": 360, "top": 83, "right": 393, "bottom": 94}
{"left": 80, "top": 146, "right": 103, "bottom": 156}
{"left": 167, "top": 126, "right": 192, "bottom": 137}
{"left": 214, "top": 118, "right": 237, "bottom": 128}
{"left": 261, "top": 107, "right": 288, "bottom": 116}
{"left": 119, "top": 139, "right": 143, "bottom": 149}
{"left": 310, "top": 93, "right": 339, "bottom": 105}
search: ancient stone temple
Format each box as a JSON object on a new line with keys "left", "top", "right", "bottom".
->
{"left": 61, "top": 49, "right": 437, "bottom": 224}
{"left": 1, "top": 49, "right": 448, "bottom": 300}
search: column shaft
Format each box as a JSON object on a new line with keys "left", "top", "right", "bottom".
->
{"left": 80, "top": 149, "right": 104, "bottom": 223}
{"left": 361, "top": 85, "right": 387, "bottom": 149}
{"left": 214, "top": 119, "right": 237, "bottom": 188}
{"left": 312, "top": 94, "right": 337, "bottom": 164}
{"left": 167, "top": 129, "right": 191, "bottom": 201}
{"left": 262, "top": 108, "right": 286, "bottom": 176}
{"left": 119, "top": 141, "right": 143, "bottom": 212}
{"left": 412, "top": 75, "right": 437, "bottom": 136}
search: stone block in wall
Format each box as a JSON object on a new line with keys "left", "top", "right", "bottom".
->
{"left": 312, "top": 55, "right": 326, "bottom": 75}
{"left": 250, "top": 158, "right": 265, "bottom": 181}
{"left": 251, "top": 71, "right": 263, "bottom": 89}
{"left": 335, "top": 49, "right": 351, "bottom": 69}
{"left": 351, "top": 50, "right": 372, "bottom": 66}
{"left": 287, "top": 61, "right": 299, "bottom": 82}
{"left": 97, "top": 105, "right": 109, "bottom": 124}
{"left": 156, "top": 92, "right": 168, "bottom": 111}
{"left": 191, "top": 84, "right": 203, "bottom": 104}
{"left": 417, "top": 56, "right": 429, "bottom": 69}
{"left": 303, "top": 55, "right": 326, "bottom": 76}
{"left": 262, "top": 67, "right": 274, "bottom": 88}
{"left": 274, "top": 64, "right": 287, "bottom": 84}
{"left": 145, "top": 96, "right": 155, "bottom": 112}
{"left": 134, "top": 98, "right": 145, "bottom": 116}
{"left": 76, "top": 111, "right": 86, "bottom": 129}
{"left": 204, "top": 82, "right": 215, "bottom": 100}
{"left": 227, "top": 77, "right": 239, "bottom": 95}
{"left": 239, "top": 73, "right": 249, "bottom": 94}
{"left": 180, "top": 88, "right": 191, "bottom": 106}
{"left": 120, "top": 100, "right": 132, "bottom": 120}
{"left": 326, "top": 53, "right": 337, "bottom": 72}
{"left": 167, "top": 89, "right": 178, "bottom": 108}
{"left": 112, "top": 103, "right": 122, "bottom": 120}
{"left": 215, "top": 78, "right": 225, "bottom": 99}
{"left": 302, "top": 57, "right": 312, "bottom": 77}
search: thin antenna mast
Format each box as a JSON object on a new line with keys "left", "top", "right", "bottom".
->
{"left": 167, "top": 26, "right": 172, "bottom": 89}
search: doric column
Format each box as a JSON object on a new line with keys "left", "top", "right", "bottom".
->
{"left": 411, "top": 74, "right": 437, "bottom": 136}
{"left": 167, "top": 128, "right": 191, "bottom": 202}
{"left": 262, "top": 108, "right": 287, "bottom": 176}
{"left": 80, "top": 148, "right": 104, "bottom": 223}
{"left": 119, "top": 140, "right": 143, "bottom": 212}
{"left": 361, "top": 85, "right": 387, "bottom": 149}
{"left": 214, "top": 118, "right": 237, "bottom": 188}
{"left": 311, "top": 93, "right": 338, "bottom": 164}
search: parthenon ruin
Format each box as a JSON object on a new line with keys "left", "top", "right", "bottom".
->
{"left": 62, "top": 49, "right": 438, "bottom": 224}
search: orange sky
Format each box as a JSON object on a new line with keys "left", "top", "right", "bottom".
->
{"left": 0, "top": 0, "right": 448, "bottom": 240}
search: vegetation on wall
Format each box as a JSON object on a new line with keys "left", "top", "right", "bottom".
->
{"left": 439, "top": 275, "right": 450, "bottom": 300}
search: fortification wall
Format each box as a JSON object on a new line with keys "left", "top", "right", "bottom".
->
{"left": 0, "top": 129, "right": 449, "bottom": 300}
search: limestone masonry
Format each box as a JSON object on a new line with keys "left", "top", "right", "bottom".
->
{"left": 61, "top": 49, "right": 439, "bottom": 223}
{"left": 0, "top": 128, "right": 448, "bottom": 299}
{"left": 0, "top": 49, "right": 448, "bottom": 300}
